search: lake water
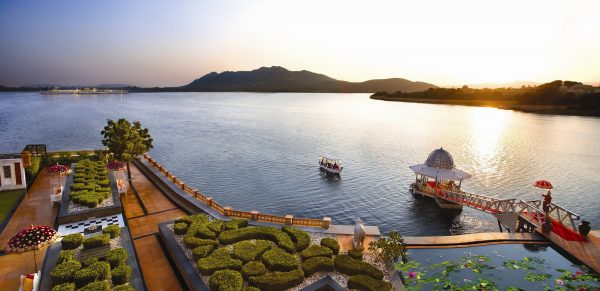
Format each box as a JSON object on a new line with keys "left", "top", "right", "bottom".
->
{"left": 1, "top": 92, "right": 599, "bottom": 236}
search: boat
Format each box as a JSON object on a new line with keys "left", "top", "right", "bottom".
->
{"left": 319, "top": 156, "right": 343, "bottom": 175}
{"left": 40, "top": 88, "right": 128, "bottom": 95}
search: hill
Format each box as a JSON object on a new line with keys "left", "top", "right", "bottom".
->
{"left": 184, "top": 66, "right": 436, "bottom": 93}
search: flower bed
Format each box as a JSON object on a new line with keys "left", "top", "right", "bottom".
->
{"left": 167, "top": 214, "right": 392, "bottom": 291}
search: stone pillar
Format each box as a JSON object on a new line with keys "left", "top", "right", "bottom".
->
{"left": 323, "top": 217, "right": 332, "bottom": 229}
{"left": 250, "top": 210, "right": 260, "bottom": 220}
{"left": 285, "top": 215, "right": 294, "bottom": 225}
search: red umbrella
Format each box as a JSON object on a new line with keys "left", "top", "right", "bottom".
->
{"left": 533, "top": 180, "right": 553, "bottom": 189}
{"left": 46, "top": 164, "right": 71, "bottom": 186}
{"left": 6, "top": 225, "right": 60, "bottom": 271}
{"left": 106, "top": 160, "right": 126, "bottom": 171}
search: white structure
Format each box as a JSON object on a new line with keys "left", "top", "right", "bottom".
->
{"left": 0, "top": 154, "right": 27, "bottom": 191}
{"left": 352, "top": 218, "right": 367, "bottom": 250}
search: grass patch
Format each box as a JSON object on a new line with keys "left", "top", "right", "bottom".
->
{"left": 0, "top": 189, "right": 24, "bottom": 223}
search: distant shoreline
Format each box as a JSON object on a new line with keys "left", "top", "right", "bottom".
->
{"left": 370, "top": 95, "right": 600, "bottom": 117}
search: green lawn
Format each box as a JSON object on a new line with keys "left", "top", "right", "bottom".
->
{"left": 0, "top": 189, "right": 25, "bottom": 224}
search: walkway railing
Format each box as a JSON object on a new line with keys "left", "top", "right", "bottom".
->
{"left": 142, "top": 154, "right": 331, "bottom": 229}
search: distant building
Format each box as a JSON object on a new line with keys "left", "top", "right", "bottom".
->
{"left": 0, "top": 154, "right": 26, "bottom": 190}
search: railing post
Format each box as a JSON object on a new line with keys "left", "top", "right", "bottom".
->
{"left": 181, "top": 182, "right": 185, "bottom": 190}
{"left": 322, "top": 217, "right": 331, "bottom": 229}
{"left": 193, "top": 190, "right": 199, "bottom": 198}
{"left": 224, "top": 207, "right": 232, "bottom": 216}
{"left": 250, "top": 210, "right": 260, "bottom": 220}
{"left": 206, "top": 197, "right": 213, "bottom": 207}
{"left": 285, "top": 215, "right": 294, "bottom": 225}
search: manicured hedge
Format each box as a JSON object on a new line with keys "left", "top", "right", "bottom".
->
{"left": 50, "top": 261, "right": 82, "bottom": 284}
{"left": 248, "top": 269, "right": 305, "bottom": 291}
{"left": 224, "top": 218, "right": 248, "bottom": 230}
{"left": 82, "top": 257, "right": 99, "bottom": 267}
{"left": 197, "top": 247, "right": 243, "bottom": 275}
{"left": 183, "top": 235, "right": 219, "bottom": 249}
{"left": 69, "top": 160, "right": 112, "bottom": 208}
{"left": 347, "top": 275, "right": 393, "bottom": 291}
{"left": 320, "top": 237, "right": 339, "bottom": 255}
{"left": 177, "top": 214, "right": 209, "bottom": 226}
{"left": 102, "top": 224, "right": 121, "bottom": 238}
{"left": 218, "top": 226, "right": 295, "bottom": 253}
{"left": 57, "top": 250, "right": 76, "bottom": 264}
{"left": 51, "top": 282, "right": 75, "bottom": 291}
{"left": 241, "top": 261, "right": 268, "bottom": 279}
{"left": 192, "top": 245, "right": 215, "bottom": 260}
{"left": 78, "top": 280, "right": 111, "bottom": 291}
{"left": 61, "top": 233, "right": 83, "bottom": 250}
{"left": 189, "top": 222, "right": 217, "bottom": 239}
{"left": 104, "top": 248, "right": 128, "bottom": 269}
{"left": 333, "top": 255, "right": 383, "bottom": 280}
{"left": 242, "top": 287, "right": 260, "bottom": 291}
{"left": 112, "top": 285, "right": 136, "bottom": 291}
{"left": 73, "top": 261, "right": 111, "bottom": 287}
{"left": 300, "top": 245, "right": 333, "bottom": 261}
{"left": 302, "top": 256, "right": 334, "bottom": 276}
{"left": 111, "top": 264, "right": 131, "bottom": 285}
{"left": 348, "top": 248, "right": 363, "bottom": 260}
{"left": 232, "top": 240, "right": 272, "bottom": 262}
{"left": 207, "top": 220, "right": 225, "bottom": 234}
{"left": 282, "top": 226, "right": 310, "bottom": 251}
{"left": 209, "top": 269, "right": 243, "bottom": 291}
{"left": 174, "top": 222, "right": 189, "bottom": 235}
{"left": 261, "top": 248, "right": 299, "bottom": 271}
{"left": 83, "top": 234, "right": 111, "bottom": 249}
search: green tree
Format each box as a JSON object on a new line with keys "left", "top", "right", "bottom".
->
{"left": 101, "top": 118, "right": 153, "bottom": 181}
{"left": 368, "top": 230, "right": 407, "bottom": 263}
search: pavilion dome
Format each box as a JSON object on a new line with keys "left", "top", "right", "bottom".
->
{"left": 425, "top": 147, "right": 455, "bottom": 169}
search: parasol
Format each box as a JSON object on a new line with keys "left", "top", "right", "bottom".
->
{"left": 106, "top": 160, "right": 126, "bottom": 171}
{"left": 6, "top": 225, "right": 60, "bottom": 271}
{"left": 533, "top": 180, "right": 553, "bottom": 190}
{"left": 46, "top": 164, "right": 71, "bottom": 186}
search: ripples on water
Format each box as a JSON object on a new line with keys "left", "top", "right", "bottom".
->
{"left": 1, "top": 92, "right": 599, "bottom": 235}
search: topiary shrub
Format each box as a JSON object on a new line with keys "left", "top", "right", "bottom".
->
{"left": 50, "top": 261, "right": 82, "bottom": 284}
{"left": 112, "top": 285, "right": 136, "bottom": 291}
{"left": 183, "top": 235, "right": 219, "bottom": 249}
{"left": 333, "top": 255, "right": 383, "bottom": 280}
{"left": 78, "top": 280, "right": 111, "bottom": 291}
{"left": 241, "top": 260, "right": 268, "bottom": 279}
{"left": 302, "top": 256, "right": 334, "bottom": 276}
{"left": 102, "top": 224, "right": 121, "bottom": 238}
{"left": 300, "top": 245, "right": 333, "bottom": 261}
{"left": 218, "top": 226, "right": 295, "bottom": 253}
{"left": 103, "top": 248, "right": 128, "bottom": 269}
{"left": 248, "top": 269, "right": 305, "bottom": 291}
{"left": 51, "top": 282, "right": 75, "bottom": 291}
{"left": 347, "top": 275, "right": 393, "bottom": 291}
{"left": 175, "top": 216, "right": 194, "bottom": 226}
{"left": 209, "top": 269, "right": 243, "bottom": 291}
{"left": 174, "top": 222, "right": 189, "bottom": 235}
{"left": 73, "top": 261, "right": 111, "bottom": 288}
{"left": 282, "top": 226, "right": 310, "bottom": 251}
{"left": 193, "top": 223, "right": 217, "bottom": 239}
{"left": 232, "top": 240, "right": 272, "bottom": 262}
{"left": 97, "top": 179, "right": 110, "bottom": 187}
{"left": 83, "top": 233, "right": 110, "bottom": 249}
{"left": 111, "top": 264, "right": 131, "bottom": 285}
{"left": 192, "top": 245, "right": 215, "bottom": 260}
{"left": 82, "top": 257, "right": 99, "bottom": 268}
{"left": 261, "top": 248, "right": 299, "bottom": 272}
{"left": 224, "top": 218, "right": 248, "bottom": 230}
{"left": 197, "top": 247, "right": 243, "bottom": 275}
{"left": 207, "top": 220, "right": 225, "bottom": 234}
{"left": 242, "top": 287, "right": 260, "bottom": 291}
{"left": 61, "top": 233, "right": 83, "bottom": 250}
{"left": 57, "top": 250, "right": 76, "bottom": 264}
{"left": 320, "top": 237, "right": 340, "bottom": 255}
{"left": 348, "top": 248, "right": 363, "bottom": 260}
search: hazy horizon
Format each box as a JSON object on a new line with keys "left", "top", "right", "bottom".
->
{"left": 1, "top": 0, "right": 599, "bottom": 87}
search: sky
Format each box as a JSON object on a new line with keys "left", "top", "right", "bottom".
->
{"left": 0, "top": 0, "right": 599, "bottom": 87}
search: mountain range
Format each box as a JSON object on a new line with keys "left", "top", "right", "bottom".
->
{"left": 183, "top": 66, "right": 436, "bottom": 93}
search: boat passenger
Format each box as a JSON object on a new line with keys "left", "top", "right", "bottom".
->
{"left": 542, "top": 191, "right": 552, "bottom": 213}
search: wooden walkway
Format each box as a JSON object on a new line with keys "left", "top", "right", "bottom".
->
{"left": 539, "top": 229, "right": 600, "bottom": 274}
{"left": 122, "top": 162, "right": 186, "bottom": 291}
{"left": 0, "top": 170, "right": 59, "bottom": 291}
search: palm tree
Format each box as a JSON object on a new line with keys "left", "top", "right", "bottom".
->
{"left": 101, "top": 118, "right": 153, "bottom": 181}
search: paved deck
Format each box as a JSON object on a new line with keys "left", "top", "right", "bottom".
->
{"left": 122, "top": 163, "right": 185, "bottom": 291}
{"left": 404, "top": 232, "right": 547, "bottom": 248}
{"left": 0, "top": 170, "right": 60, "bottom": 290}
{"left": 538, "top": 228, "right": 600, "bottom": 274}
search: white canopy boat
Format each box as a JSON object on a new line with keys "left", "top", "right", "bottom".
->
{"left": 319, "top": 156, "right": 343, "bottom": 175}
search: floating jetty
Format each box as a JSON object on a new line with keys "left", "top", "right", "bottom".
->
{"left": 40, "top": 88, "right": 128, "bottom": 95}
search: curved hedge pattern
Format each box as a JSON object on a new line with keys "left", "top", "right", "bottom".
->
{"left": 282, "top": 226, "right": 310, "bottom": 251}
{"left": 248, "top": 269, "right": 305, "bottom": 291}
{"left": 300, "top": 245, "right": 333, "bottom": 261}
{"left": 209, "top": 269, "right": 243, "bottom": 291}
{"left": 241, "top": 261, "right": 268, "bottom": 279}
{"left": 218, "top": 226, "right": 295, "bottom": 253}
{"left": 347, "top": 275, "right": 393, "bottom": 291}
{"left": 302, "top": 256, "right": 334, "bottom": 276}
{"left": 261, "top": 248, "right": 300, "bottom": 271}
{"left": 320, "top": 237, "right": 340, "bottom": 255}
{"left": 232, "top": 240, "right": 272, "bottom": 262}
{"left": 197, "top": 247, "right": 243, "bottom": 275}
{"left": 334, "top": 255, "right": 383, "bottom": 280}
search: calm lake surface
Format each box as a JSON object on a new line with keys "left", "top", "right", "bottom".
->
{"left": 1, "top": 92, "right": 599, "bottom": 235}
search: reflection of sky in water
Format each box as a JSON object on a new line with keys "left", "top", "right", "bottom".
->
{"left": 1, "top": 92, "right": 599, "bottom": 235}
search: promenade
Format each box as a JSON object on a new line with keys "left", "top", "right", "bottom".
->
{"left": 0, "top": 171, "right": 59, "bottom": 291}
